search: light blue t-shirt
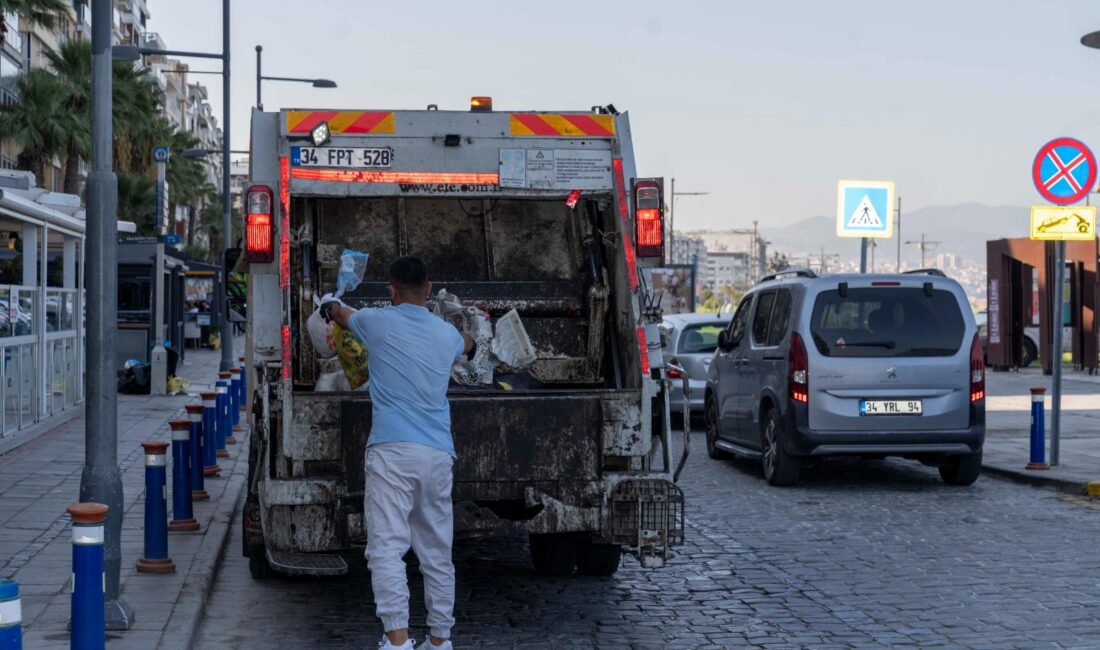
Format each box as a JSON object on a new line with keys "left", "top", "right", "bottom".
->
{"left": 348, "top": 303, "right": 465, "bottom": 458}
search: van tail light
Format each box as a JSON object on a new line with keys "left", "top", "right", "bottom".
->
{"left": 667, "top": 357, "right": 684, "bottom": 379}
{"left": 970, "top": 333, "right": 985, "bottom": 402}
{"left": 634, "top": 179, "right": 663, "bottom": 258}
{"left": 636, "top": 326, "right": 650, "bottom": 376}
{"left": 244, "top": 185, "right": 275, "bottom": 263}
{"left": 789, "top": 332, "right": 809, "bottom": 404}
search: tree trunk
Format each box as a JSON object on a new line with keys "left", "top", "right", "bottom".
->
{"left": 186, "top": 204, "right": 197, "bottom": 249}
{"left": 63, "top": 149, "right": 81, "bottom": 197}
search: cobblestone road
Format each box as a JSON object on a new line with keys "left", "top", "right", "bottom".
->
{"left": 195, "top": 431, "right": 1100, "bottom": 649}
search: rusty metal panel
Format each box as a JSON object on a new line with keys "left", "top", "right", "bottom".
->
{"left": 340, "top": 392, "right": 638, "bottom": 499}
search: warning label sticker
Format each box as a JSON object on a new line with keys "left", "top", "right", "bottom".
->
{"left": 499, "top": 149, "right": 613, "bottom": 190}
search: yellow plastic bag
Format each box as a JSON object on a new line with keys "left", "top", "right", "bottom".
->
{"left": 331, "top": 324, "right": 369, "bottom": 389}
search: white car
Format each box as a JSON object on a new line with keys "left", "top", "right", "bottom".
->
{"left": 974, "top": 310, "right": 1038, "bottom": 367}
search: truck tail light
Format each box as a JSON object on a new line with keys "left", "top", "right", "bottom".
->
{"left": 970, "top": 333, "right": 984, "bottom": 402}
{"left": 244, "top": 185, "right": 274, "bottom": 263}
{"left": 636, "top": 326, "right": 650, "bottom": 376}
{"left": 789, "top": 332, "right": 808, "bottom": 404}
{"left": 634, "top": 179, "right": 663, "bottom": 258}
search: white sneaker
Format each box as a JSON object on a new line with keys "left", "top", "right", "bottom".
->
{"left": 415, "top": 638, "right": 453, "bottom": 650}
{"left": 378, "top": 636, "right": 414, "bottom": 650}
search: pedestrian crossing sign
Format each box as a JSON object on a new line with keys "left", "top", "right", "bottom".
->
{"left": 836, "top": 180, "right": 895, "bottom": 238}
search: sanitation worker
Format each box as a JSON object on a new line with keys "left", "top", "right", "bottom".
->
{"left": 321, "top": 255, "right": 473, "bottom": 650}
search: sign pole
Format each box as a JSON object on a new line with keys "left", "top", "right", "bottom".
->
{"left": 859, "top": 237, "right": 868, "bottom": 273}
{"left": 1050, "top": 240, "right": 1066, "bottom": 466}
{"left": 151, "top": 151, "right": 169, "bottom": 395}
{"left": 1030, "top": 137, "right": 1097, "bottom": 467}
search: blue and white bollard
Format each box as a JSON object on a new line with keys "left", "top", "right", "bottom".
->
{"left": 185, "top": 404, "right": 209, "bottom": 500}
{"left": 136, "top": 442, "right": 175, "bottom": 573}
{"left": 215, "top": 374, "right": 231, "bottom": 458}
{"left": 1027, "top": 387, "right": 1049, "bottom": 470}
{"left": 200, "top": 391, "right": 221, "bottom": 476}
{"left": 68, "top": 502, "right": 108, "bottom": 650}
{"left": 168, "top": 421, "right": 199, "bottom": 532}
{"left": 0, "top": 579, "right": 21, "bottom": 649}
{"left": 227, "top": 368, "right": 241, "bottom": 444}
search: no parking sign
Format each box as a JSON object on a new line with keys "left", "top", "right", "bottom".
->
{"left": 1032, "top": 137, "right": 1096, "bottom": 205}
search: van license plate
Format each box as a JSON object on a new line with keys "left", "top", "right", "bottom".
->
{"left": 292, "top": 146, "right": 393, "bottom": 168}
{"left": 860, "top": 400, "right": 922, "bottom": 416}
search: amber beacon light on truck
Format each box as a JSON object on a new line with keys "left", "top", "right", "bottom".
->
{"left": 244, "top": 185, "right": 275, "bottom": 263}
{"left": 633, "top": 178, "right": 664, "bottom": 259}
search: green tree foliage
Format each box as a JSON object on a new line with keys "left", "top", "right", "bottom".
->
{"left": 767, "top": 251, "right": 791, "bottom": 274}
{"left": 0, "top": 38, "right": 217, "bottom": 239}
{"left": 45, "top": 40, "right": 90, "bottom": 196}
{"left": 0, "top": 68, "right": 72, "bottom": 182}
{"left": 0, "top": 0, "right": 69, "bottom": 34}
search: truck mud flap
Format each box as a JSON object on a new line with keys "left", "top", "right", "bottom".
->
{"left": 608, "top": 478, "right": 685, "bottom": 569}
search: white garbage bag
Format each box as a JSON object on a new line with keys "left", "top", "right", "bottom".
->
{"left": 492, "top": 309, "right": 536, "bottom": 369}
{"left": 314, "top": 370, "right": 352, "bottom": 392}
{"left": 306, "top": 296, "right": 336, "bottom": 359}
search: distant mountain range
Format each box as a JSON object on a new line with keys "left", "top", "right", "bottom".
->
{"left": 758, "top": 204, "right": 1031, "bottom": 268}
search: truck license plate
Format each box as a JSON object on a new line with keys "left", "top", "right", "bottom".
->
{"left": 860, "top": 399, "right": 922, "bottom": 416}
{"left": 292, "top": 146, "right": 393, "bottom": 168}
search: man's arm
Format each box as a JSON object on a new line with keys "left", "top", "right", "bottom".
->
{"left": 461, "top": 332, "right": 475, "bottom": 355}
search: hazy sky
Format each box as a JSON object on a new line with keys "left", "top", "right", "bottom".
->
{"left": 151, "top": 0, "right": 1100, "bottom": 231}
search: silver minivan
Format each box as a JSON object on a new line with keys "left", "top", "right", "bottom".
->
{"left": 660, "top": 313, "right": 731, "bottom": 416}
{"left": 704, "top": 269, "right": 985, "bottom": 487}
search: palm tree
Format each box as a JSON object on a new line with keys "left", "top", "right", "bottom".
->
{"left": 116, "top": 172, "right": 155, "bottom": 232}
{"left": 46, "top": 40, "right": 90, "bottom": 196}
{"left": 0, "top": 0, "right": 70, "bottom": 39}
{"left": 0, "top": 67, "right": 71, "bottom": 182}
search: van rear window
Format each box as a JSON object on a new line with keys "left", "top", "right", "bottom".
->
{"left": 810, "top": 287, "right": 965, "bottom": 357}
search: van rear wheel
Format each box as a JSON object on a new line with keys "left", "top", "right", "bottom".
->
{"left": 940, "top": 451, "right": 982, "bottom": 486}
{"left": 761, "top": 408, "right": 800, "bottom": 487}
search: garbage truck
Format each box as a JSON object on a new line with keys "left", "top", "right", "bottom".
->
{"left": 238, "top": 98, "right": 688, "bottom": 579}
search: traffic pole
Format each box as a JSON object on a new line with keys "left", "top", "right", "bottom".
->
{"left": 859, "top": 237, "right": 868, "bottom": 273}
{"left": 185, "top": 404, "right": 208, "bottom": 501}
{"left": 215, "top": 374, "right": 231, "bottom": 457}
{"left": 0, "top": 579, "right": 21, "bottom": 649}
{"left": 167, "top": 421, "right": 199, "bottom": 532}
{"left": 200, "top": 391, "right": 221, "bottom": 476}
{"left": 82, "top": 0, "right": 131, "bottom": 630}
{"left": 1051, "top": 240, "right": 1066, "bottom": 466}
{"left": 227, "top": 368, "right": 241, "bottom": 443}
{"left": 1027, "top": 387, "right": 1049, "bottom": 470}
{"left": 136, "top": 442, "right": 175, "bottom": 574}
{"left": 68, "top": 502, "right": 108, "bottom": 649}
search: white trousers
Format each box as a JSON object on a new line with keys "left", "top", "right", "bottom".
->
{"left": 364, "top": 442, "right": 456, "bottom": 638}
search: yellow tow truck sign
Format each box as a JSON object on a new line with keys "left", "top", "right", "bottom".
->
{"left": 1029, "top": 206, "right": 1096, "bottom": 241}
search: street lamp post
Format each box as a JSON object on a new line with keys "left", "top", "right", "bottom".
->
{"left": 255, "top": 45, "right": 337, "bottom": 110}
{"left": 669, "top": 178, "right": 709, "bottom": 264}
{"left": 83, "top": 0, "right": 133, "bottom": 629}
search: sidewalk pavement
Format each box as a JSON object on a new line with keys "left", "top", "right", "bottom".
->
{"left": 982, "top": 366, "right": 1100, "bottom": 494}
{"left": 0, "top": 342, "right": 249, "bottom": 649}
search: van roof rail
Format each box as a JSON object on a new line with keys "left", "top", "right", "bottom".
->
{"left": 759, "top": 268, "right": 817, "bottom": 283}
{"left": 902, "top": 268, "right": 948, "bottom": 278}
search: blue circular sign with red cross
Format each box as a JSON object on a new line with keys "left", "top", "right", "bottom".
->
{"left": 1033, "top": 137, "right": 1097, "bottom": 205}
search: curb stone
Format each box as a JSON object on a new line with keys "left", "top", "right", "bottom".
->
{"left": 980, "top": 462, "right": 1089, "bottom": 496}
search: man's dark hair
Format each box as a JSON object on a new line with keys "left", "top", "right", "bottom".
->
{"left": 388, "top": 255, "right": 429, "bottom": 294}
